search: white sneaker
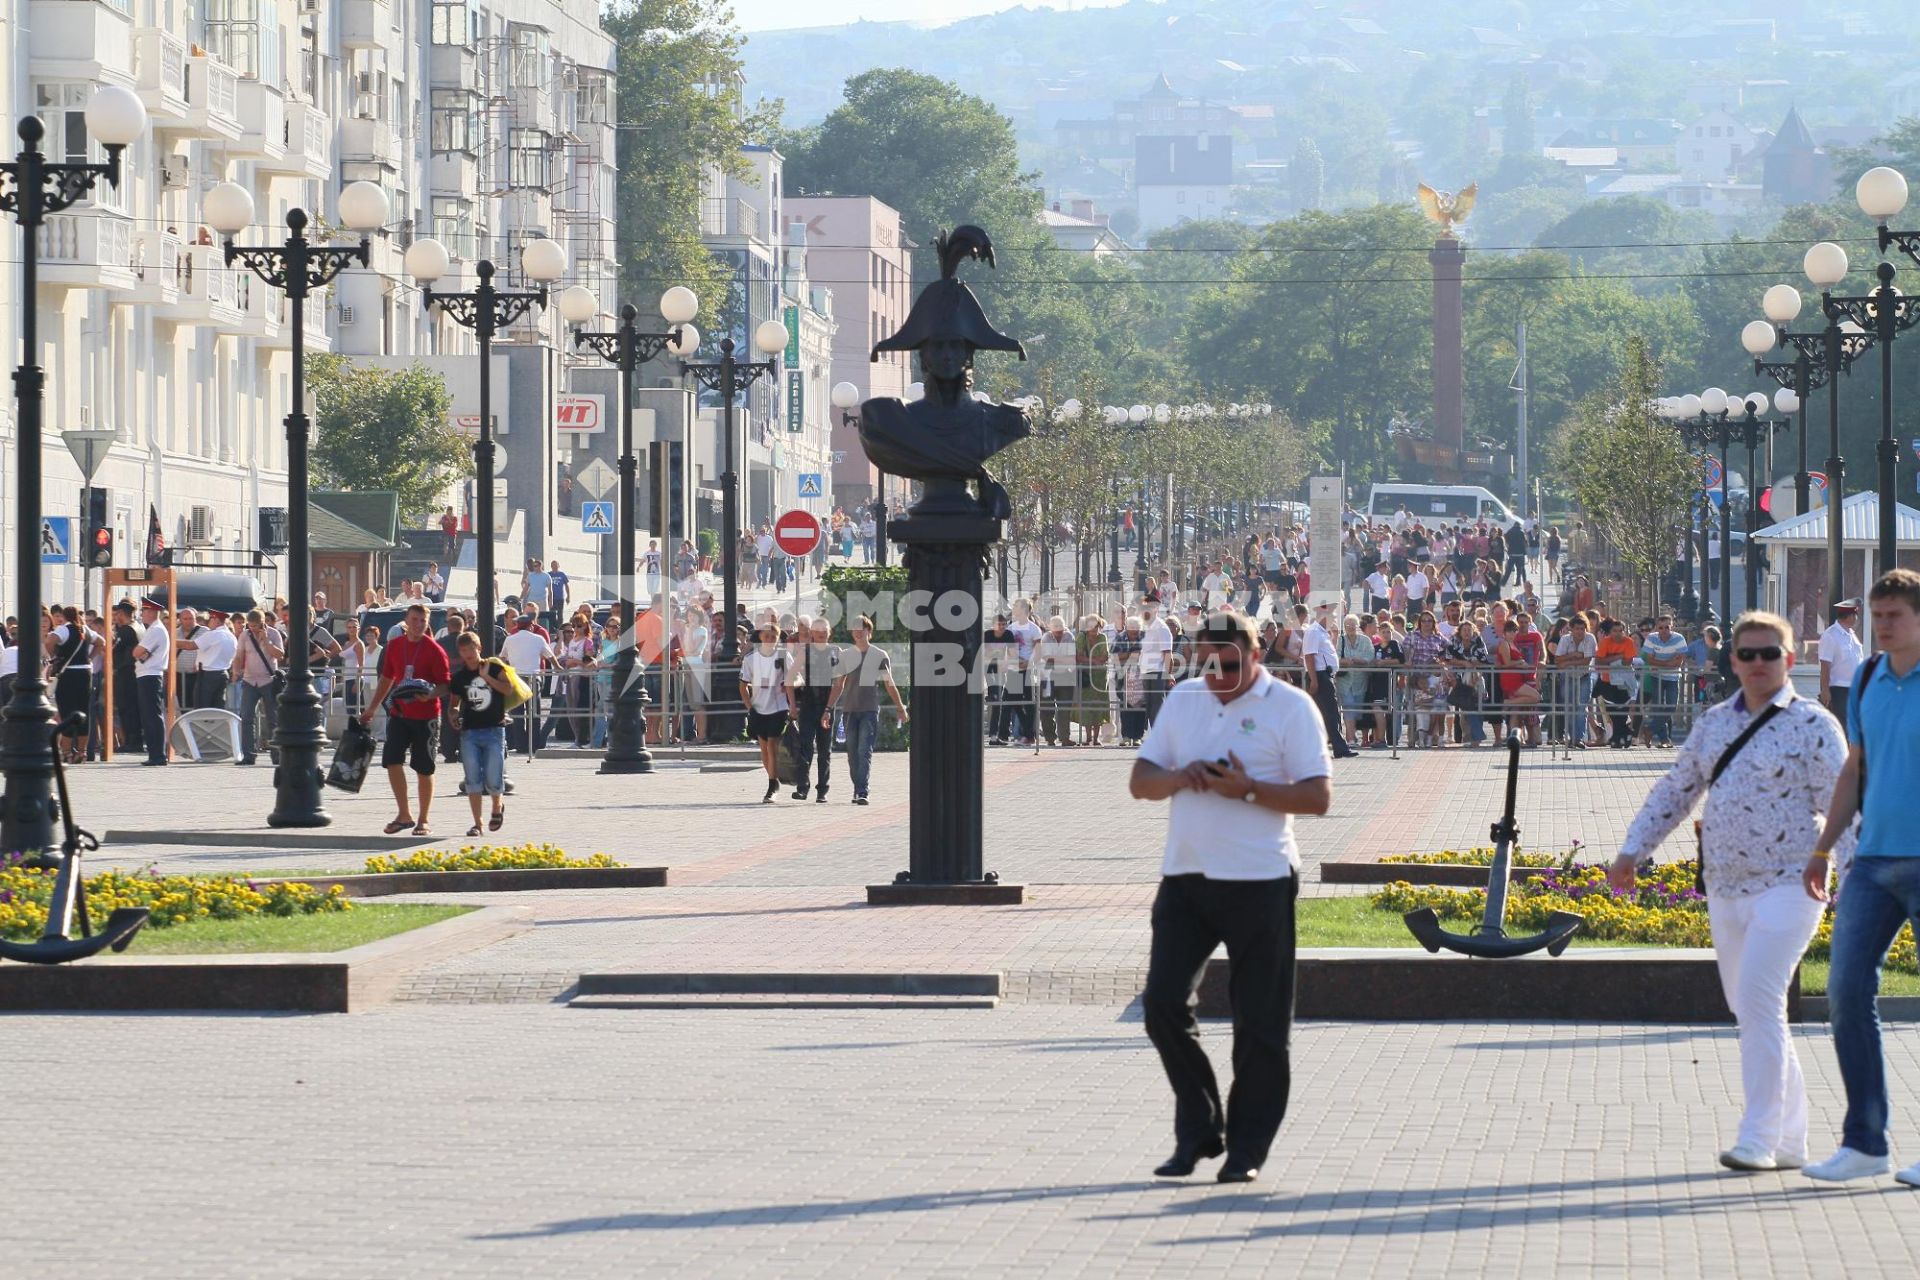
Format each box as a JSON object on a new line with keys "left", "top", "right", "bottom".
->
{"left": 1719, "top": 1143, "right": 1777, "bottom": 1171}
{"left": 1896, "top": 1160, "right": 1920, "bottom": 1188}
{"left": 1802, "top": 1148, "right": 1892, "bottom": 1182}
{"left": 1772, "top": 1152, "right": 1807, "bottom": 1170}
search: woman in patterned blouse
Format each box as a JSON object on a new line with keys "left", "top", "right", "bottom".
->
{"left": 1611, "top": 611, "right": 1850, "bottom": 1175}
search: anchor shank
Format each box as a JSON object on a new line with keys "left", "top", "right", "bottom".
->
{"left": 1478, "top": 736, "right": 1524, "bottom": 935}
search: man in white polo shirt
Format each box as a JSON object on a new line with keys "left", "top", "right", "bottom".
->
{"left": 1130, "top": 612, "right": 1333, "bottom": 1185}
{"left": 1140, "top": 600, "right": 1174, "bottom": 725}
{"left": 1818, "top": 599, "right": 1864, "bottom": 720}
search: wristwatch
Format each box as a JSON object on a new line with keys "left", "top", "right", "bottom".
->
{"left": 1242, "top": 787, "right": 1258, "bottom": 804}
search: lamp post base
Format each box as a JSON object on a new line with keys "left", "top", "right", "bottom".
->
{"left": 598, "top": 752, "right": 655, "bottom": 775}
{"left": 867, "top": 879, "right": 1026, "bottom": 906}
{"left": 266, "top": 686, "right": 331, "bottom": 828}
{"left": 0, "top": 689, "right": 59, "bottom": 866}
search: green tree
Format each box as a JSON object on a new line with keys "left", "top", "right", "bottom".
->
{"left": 1181, "top": 203, "right": 1435, "bottom": 482}
{"left": 1531, "top": 196, "right": 1718, "bottom": 289}
{"left": 1502, "top": 74, "right": 1534, "bottom": 158}
{"left": 781, "top": 68, "right": 1039, "bottom": 286}
{"left": 1291, "top": 137, "right": 1325, "bottom": 212}
{"left": 1551, "top": 338, "right": 1696, "bottom": 611}
{"left": 307, "top": 356, "right": 461, "bottom": 525}
{"left": 603, "top": 1, "right": 778, "bottom": 323}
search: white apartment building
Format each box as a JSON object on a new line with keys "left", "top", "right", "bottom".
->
{"left": 0, "top": 0, "right": 618, "bottom": 614}
{"left": 782, "top": 194, "right": 912, "bottom": 515}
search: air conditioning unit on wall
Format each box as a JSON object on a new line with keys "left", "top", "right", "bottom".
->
{"left": 188, "top": 505, "right": 215, "bottom": 546}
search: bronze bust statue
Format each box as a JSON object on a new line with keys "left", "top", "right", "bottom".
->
{"left": 859, "top": 227, "right": 1031, "bottom": 519}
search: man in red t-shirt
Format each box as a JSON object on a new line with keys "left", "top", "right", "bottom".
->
{"left": 358, "top": 603, "right": 451, "bottom": 835}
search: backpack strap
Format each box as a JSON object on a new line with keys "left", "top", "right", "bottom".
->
{"left": 1853, "top": 651, "right": 1884, "bottom": 813}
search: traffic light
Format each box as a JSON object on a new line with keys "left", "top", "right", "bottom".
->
{"left": 89, "top": 524, "right": 113, "bottom": 568}
{"left": 646, "top": 442, "right": 665, "bottom": 537}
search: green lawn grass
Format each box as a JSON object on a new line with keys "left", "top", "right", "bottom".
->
{"left": 124, "top": 905, "right": 471, "bottom": 955}
{"left": 1297, "top": 896, "right": 1920, "bottom": 996}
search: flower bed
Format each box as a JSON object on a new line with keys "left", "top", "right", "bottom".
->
{"left": 1, "top": 861, "right": 348, "bottom": 942}
{"left": 362, "top": 844, "right": 618, "bottom": 874}
{"left": 1372, "top": 862, "right": 1918, "bottom": 970}
{"left": 1379, "top": 847, "right": 1563, "bottom": 869}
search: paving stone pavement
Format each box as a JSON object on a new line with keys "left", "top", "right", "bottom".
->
{"left": 60, "top": 741, "right": 1699, "bottom": 997}
{"left": 6, "top": 1005, "right": 1920, "bottom": 1278}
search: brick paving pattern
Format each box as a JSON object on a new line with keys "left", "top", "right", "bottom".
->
{"left": 4, "top": 1006, "right": 1918, "bottom": 1278}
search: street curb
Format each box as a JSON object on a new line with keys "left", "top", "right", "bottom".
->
{"left": 1319, "top": 861, "right": 1554, "bottom": 886}
{"left": 106, "top": 829, "right": 434, "bottom": 851}
{"left": 576, "top": 972, "right": 1002, "bottom": 997}
{"left": 0, "top": 904, "right": 531, "bottom": 1014}
{"left": 1198, "top": 948, "right": 1758, "bottom": 1023}
{"left": 252, "top": 866, "right": 669, "bottom": 897}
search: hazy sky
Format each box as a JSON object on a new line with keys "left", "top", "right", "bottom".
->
{"left": 732, "top": 0, "right": 1127, "bottom": 33}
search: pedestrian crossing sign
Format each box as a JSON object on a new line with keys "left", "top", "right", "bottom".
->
{"left": 41, "top": 517, "right": 73, "bottom": 564}
{"left": 581, "top": 501, "right": 615, "bottom": 535}
{"left": 798, "top": 472, "right": 823, "bottom": 499}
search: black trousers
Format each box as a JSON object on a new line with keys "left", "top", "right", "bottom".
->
{"left": 791, "top": 703, "right": 832, "bottom": 792}
{"left": 1593, "top": 681, "right": 1631, "bottom": 743}
{"left": 1143, "top": 874, "right": 1298, "bottom": 1166}
{"left": 1143, "top": 673, "right": 1169, "bottom": 726}
{"left": 137, "top": 674, "right": 167, "bottom": 764}
{"left": 195, "top": 669, "right": 228, "bottom": 710}
{"left": 1308, "top": 673, "right": 1353, "bottom": 756}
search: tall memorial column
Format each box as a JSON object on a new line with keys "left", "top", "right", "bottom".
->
{"left": 856, "top": 227, "right": 1031, "bottom": 906}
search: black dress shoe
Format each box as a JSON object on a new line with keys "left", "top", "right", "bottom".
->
{"left": 1153, "top": 1135, "right": 1225, "bottom": 1178}
{"left": 1216, "top": 1156, "right": 1261, "bottom": 1183}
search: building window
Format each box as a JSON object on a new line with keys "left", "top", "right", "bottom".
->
{"left": 577, "top": 72, "right": 610, "bottom": 125}
{"left": 510, "top": 27, "right": 551, "bottom": 93}
{"left": 204, "top": 0, "right": 276, "bottom": 81}
{"left": 509, "top": 128, "right": 548, "bottom": 189}
{"left": 432, "top": 0, "right": 475, "bottom": 46}
{"left": 433, "top": 198, "right": 475, "bottom": 259}
{"left": 431, "top": 90, "right": 474, "bottom": 153}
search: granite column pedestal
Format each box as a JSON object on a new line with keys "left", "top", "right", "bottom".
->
{"left": 866, "top": 507, "right": 1024, "bottom": 906}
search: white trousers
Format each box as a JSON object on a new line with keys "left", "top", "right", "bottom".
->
{"left": 1708, "top": 883, "right": 1825, "bottom": 1157}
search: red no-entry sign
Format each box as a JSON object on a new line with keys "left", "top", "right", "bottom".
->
{"left": 773, "top": 509, "right": 821, "bottom": 557}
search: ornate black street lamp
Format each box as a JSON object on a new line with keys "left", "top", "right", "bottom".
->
{"left": 557, "top": 285, "right": 697, "bottom": 774}
{"left": 1663, "top": 392, "right": 1731, "bottom": 617}
{"left": 1731, "top": 396, "right": 1789, "bottom": 607}
{"left": 1856, "top": 167, "right": 1920, "bottom": 582}
{"left": 682, "top": 323, "right": 790, "bottom": 666}
{"left": 1744, "top": 298, "right": 1827, "bottom": 516}
{"left": 206, "top": 178, "right": 390, "bottom": 829}
{"left": 0, "top": 86, "right": 145, "bottom": 862}
{"left": 831, "top": 380, "right": 894, "bottom": 569}
{"left": 404, "top": 237, "right": 568, "bottom": 657}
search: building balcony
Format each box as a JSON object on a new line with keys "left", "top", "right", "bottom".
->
{"left": 183, "top": 53, "right": 244, "bottom": 141}
{"left": 699, "top": 196, "right": 765, "bottom": 243}
{"left": 155, "top": 244, "right": 243, "bottom": 329}
{"left": 430, "top": 42, "right": 481, "bottom": 91}
{"left": 30, "top": 0, "right": 133, "bottom": 80}
{"left": 236, "top": 267, "right": 280, "bottom": 342}
{"left": 232, "top": 79, "right": 287, "bottom": 164}
{"left": 125, "top": 228, "right": 184, "bottom": 306}
{"left": 341, "top": 116, "right": 401, "bottom": 171}
{"left": 38, "top": 211, "right": 136, "bottom": 294}
{"left": 429, "top": 150, "right": 480, "bottom": 198}
{"left": 133, "top": 27, "right": 191, "bottom": 127}
{"left": 340, "top": 0, "right": 393, "bottom": 50}
{"left": 258, "top": 101, "right": 331, "bottom": 179}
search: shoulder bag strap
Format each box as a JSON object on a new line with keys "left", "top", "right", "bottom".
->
{"left": 1697, "top": 698, "right": 1791, "bottom": 892}
{"left": 1853, "top": 652, "right": 1883, "bottom": 813}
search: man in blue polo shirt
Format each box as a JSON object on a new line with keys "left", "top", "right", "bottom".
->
{"left": 1804, "top": 568, "right": 1920, "bottom": 1186}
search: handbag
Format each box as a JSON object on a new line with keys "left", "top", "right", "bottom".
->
{"left": 1695, "top": 699, "right": 1790, "bottom": 893}
{"left": 325, "top": 718, "right": 376, "bottom": 793}
{"left": 488, "top": 657, "right": 534, "bottom": 712}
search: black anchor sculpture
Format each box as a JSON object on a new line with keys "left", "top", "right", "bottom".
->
{"left": 1402, "top": 735, "right": 1584, "bottom": 958}
{"left": 0, "top": 714, "right": 149, "bottom": 964}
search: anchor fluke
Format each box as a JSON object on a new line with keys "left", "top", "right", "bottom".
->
{"left": 1399, "top": 735, "right": 1583, "bottom": 959}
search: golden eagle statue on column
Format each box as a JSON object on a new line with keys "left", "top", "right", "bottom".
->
{"left": 1417, "top": 181, "right": 1477, "bottom": 237}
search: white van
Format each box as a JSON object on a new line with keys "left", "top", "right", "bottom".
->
{"left": 1366, "top": 483, "right": 1517, "bottom": 528}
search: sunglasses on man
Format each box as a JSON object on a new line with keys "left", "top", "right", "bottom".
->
{"left": 1733, "top": 645, "right": 1784, "bottom": 662}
